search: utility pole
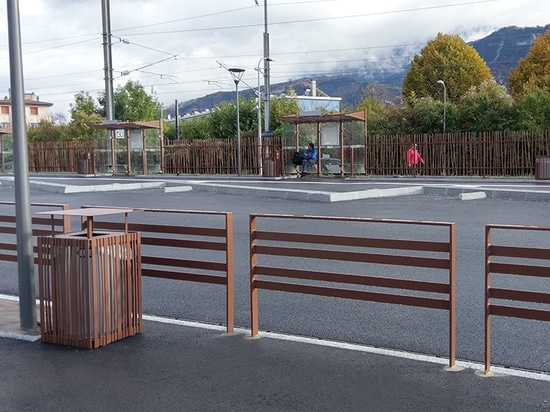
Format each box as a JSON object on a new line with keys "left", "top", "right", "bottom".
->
{"left": 101, "top": 0, "right": 115, "bottom": 171}
{"left": 175, "top": 99, "right": 179, "bottom": 140}
{"left": 263, "top": 0, "right": 271, "bottom": 134}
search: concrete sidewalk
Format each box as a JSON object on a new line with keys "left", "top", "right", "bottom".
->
{"left": 1, "top": 294, "right": 549, "bottom": 411}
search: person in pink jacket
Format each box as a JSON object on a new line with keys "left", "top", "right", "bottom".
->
{"left": 406, "top": 144, "right": 424, "bottom": 176}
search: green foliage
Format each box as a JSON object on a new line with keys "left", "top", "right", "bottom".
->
{"left": 27, "top": 120, "right": 66, "bottom": 142}
{"left": 269, "top": 96, "right": 300, "bottom": 136}
{"left": 516, "top": 88, "right": 550, "bottom": 131}
{"left": 402, "top": 33, "right": 492, "bottom": 104}
{"left": 179, "top": 116, "right": 211, "bottom": 139}
{"left": 98, "top": 80, "right": 160, "bottom": 122}
{"left": 64, "top": 92, "right": 103, "bottom": 141}
{"left": 113, "top": 80, "right": 160, "bottom": 121}
{"left": 356, "top": 97, "right": 389, "bottom": 134}
{"left": 209, "top": 100, "right": 241, "bottom": 139}
{"left": 208, "top": 97, "right": 258, "bottom": 139}
{"left": 458, "top": 80, "right": 517, "bottom": 132}
{"left": 508, "top": 28, "right": 550, "bottom": 98}
{"left": 70, "top": 92, "right": 100, "bottom": 119}
{"left": 163, "top": 122, "right": 176, "bottom": 140}
{"left": 402, "top": 96, "right": 448, "bottom": 133}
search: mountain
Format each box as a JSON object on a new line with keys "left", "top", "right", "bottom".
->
{"left": 469, "top": 25, "right": 549, "bottom": 84}
{"left": 172, "top": 25, "right": 549, "bottom": 117}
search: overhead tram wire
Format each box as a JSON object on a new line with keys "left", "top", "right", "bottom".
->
{"left": 116, "top": 0, "right": 502, "bottom": 37}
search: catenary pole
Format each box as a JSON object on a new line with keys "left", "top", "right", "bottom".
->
{"left": 7, "top": 0, "right": 36, "bottom": 330}
{"left": 101, "top": 0, "right": 115, "bottom": 171}
{"left": 263, "top": 0, "right": 271, "bottom": 133}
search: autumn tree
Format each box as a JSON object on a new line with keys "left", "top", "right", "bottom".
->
{"left": 402, "top": 33, "right": 492, "bottom": 105}
{"left": 508, "top": 28, "right": 550, "bottom": 98}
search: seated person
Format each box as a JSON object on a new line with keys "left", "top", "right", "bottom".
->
{"left": 300, "top": 142, "right": 317, "bottom": 178}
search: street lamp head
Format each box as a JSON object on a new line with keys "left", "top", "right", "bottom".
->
{"left": 228, "top": 67, "right": 245, "bottom": 84}
{"left": 437, "top": 80, "right": 444, "bottom": 86}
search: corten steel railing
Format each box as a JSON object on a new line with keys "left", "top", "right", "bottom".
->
{"left": 250, "top": 214, "right": 457, "bottom": 368}
{"left": 482, "top": 224, "right": 550, "bottom": 375}
{"left": 81, "top": 205, "right": 235, "bottom": 333}
{"left": 0, "top": 201, "right": 71, "bottom": 263}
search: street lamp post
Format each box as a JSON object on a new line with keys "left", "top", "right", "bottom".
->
{"left": 437, "top": 80, "right": 447, "bottom": 133}
{"left": 228, "top": 67, "right": 245, "bottom": 176}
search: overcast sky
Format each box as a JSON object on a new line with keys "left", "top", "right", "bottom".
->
{"left": 1, "top": 0, "right": 549, "bottom": 118}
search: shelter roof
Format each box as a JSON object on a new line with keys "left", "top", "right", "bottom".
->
{"left": 91, "top": 120, "right": 160, "bottom": 130}
{"left": 279, "top": 111, "right": 365, "bottom": 124}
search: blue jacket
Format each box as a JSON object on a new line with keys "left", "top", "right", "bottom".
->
{"left": 304, "top": 147, "right": 317, "bottom": 161}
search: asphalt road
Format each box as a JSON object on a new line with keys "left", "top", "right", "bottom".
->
{"left": 0, "top": 175, "right": 549, "bottom": 374}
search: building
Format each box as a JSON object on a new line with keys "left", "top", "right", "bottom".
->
{"left": 292, "top": 80, "right": 342, "bottom": 114}
{"left": 0, "top": 92, "right": 53, "bottom": 128}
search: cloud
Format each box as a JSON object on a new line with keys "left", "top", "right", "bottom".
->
{"left": 1, "top": 0, "right": 548, "bottom": 118}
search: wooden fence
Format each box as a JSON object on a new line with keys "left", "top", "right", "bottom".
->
{"left": 10, "top": 130, "right": 550, "bottom": 176}
{"left": 365, "top": 131, "right": 550, "bottom": 177}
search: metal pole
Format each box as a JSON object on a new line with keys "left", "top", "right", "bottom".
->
{"left": 7, "top": 0, "right": 36, "bottom": 330}
{"left": 263, "top": 0, "right": 271, "bottom": 133}
{"left": 443, "top": 85, "right": 447, "bottom": 133}
{"left": 235, "top": 81, "right": 241, "bottom": 177}
{"left": 228, "top": 68, "right": 245, "bottom": 176}
{"left": 175, "top": 99, "right": 179, "bottom": 140}
{"left": 257, "top": 58, "right": 263, "bottom": 176}
{"left": 438, "top": 80, "right": 446, "bottom": 133}
{"left": 101, "top": 0, "right": 115, "bottom": 171}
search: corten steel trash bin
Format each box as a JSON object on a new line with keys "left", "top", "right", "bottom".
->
{"left": 535, "top": 155, "right": 550, "bottom": 180}
{"left": 37, "top": 208, "right": 142, "bottom": 349}
{"left": 77, "top": 153, "right": 93, "bottom": 174}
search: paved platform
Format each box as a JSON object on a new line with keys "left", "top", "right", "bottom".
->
{"left": 0, "top": 295, "right": 40, "bottom": 341}
{"left": 1, "top": 176, "right": 550, "bottom": 410}
{"left": 1, "top": 294, "right": 549, "bottom": 411}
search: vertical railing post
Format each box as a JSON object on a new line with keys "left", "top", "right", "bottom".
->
{"left": 484, "top": 225, "right": 493, "bottom": 375}
{"left": 250, "top": 215, "right": 259, "bottom": 337}
{"left": 448, "top": 223, "right": 457, "bottom": 369}
{"left": 225, "top": 213, "right": 234, "bottom": 334}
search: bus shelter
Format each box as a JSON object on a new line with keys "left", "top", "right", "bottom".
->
{"left": 0, "top": 127, "right": 12, "bottom": 173}
{"left": 279, "top": 111, "right": 366, "bottom": 177}
{"left": 91, "top": 120, "right": 163, "bottom": 174}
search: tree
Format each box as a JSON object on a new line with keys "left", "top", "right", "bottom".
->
{"left": 515, "top": 88, "right": 550, "bottom": 131}
{"left": 508, "top": 28, "right": 550, "bottom": 98}
{"left": 208, "top": 97, "right": 258, "bottom": 139}
{"left": 66, "top": 91, "right": 102, "bottom": 141}
{"left": 457, "top": 80, "right": 517, "bottom": 132}
{"left": 402, "top": 33, "right": 492, "bottom": 104}
{"left": 27, "top": 120, "right": 66, "bottom": 142}
{"left": 99, "top": 80, "right": 160, "bottom": 122}
{"left": 178, "top": 116, "right": 211, "bottom": 140}
{"left": 355, "top": 97, "right": 389, "bottom": 134}
{"left": 269, "top": 96, "right": 300, "bottom": 136}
